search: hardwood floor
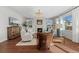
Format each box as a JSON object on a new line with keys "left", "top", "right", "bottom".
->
{"left": 63, "top": 38, "right": 79, "bottom": 52}
{"left": 0, "top": 37, "right": 79, "bottom": 53}
{"left": 53, "top": 37, "right": 79, "bottom": 52}
{"left": 0, "top": 37, "right": 50, "bottom": 53}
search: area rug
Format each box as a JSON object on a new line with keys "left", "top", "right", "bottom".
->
{"left": 16, "top": 38, "right": 37, "bottom": 46}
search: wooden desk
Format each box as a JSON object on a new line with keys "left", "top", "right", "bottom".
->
{"left": 37, "top": 32, "right": 53, "bottom": 50}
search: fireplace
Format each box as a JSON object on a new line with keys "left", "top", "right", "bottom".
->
{"left": 37, "top": 28, "right": 42, "bottom": 32}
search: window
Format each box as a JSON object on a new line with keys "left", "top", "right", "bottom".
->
{"left": 63, "top": 15, "right": 72, "bottom": 30}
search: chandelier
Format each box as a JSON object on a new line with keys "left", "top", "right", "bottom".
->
{"left": 35, "top": 9, "right": 44, "bottom": 19}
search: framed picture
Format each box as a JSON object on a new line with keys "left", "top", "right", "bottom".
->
{"left": 22, "top": 20, "right": 32, "bottom": 28}
{"left": 9, "top": 17, "right": 18, "bottom": 26}
{"left": 28, "top": 20, "right": 32, "bottom": 28}
{"left": 37, "top": 20, "right": 42, "bottom": 25}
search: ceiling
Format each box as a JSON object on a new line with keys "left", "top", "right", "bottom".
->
{"left": 9, "top": 6, "right": 74, "bottom": 18}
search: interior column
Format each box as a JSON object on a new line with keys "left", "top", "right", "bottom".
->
{"left": 72, "top": 7, "right": 79, "bottom": 43}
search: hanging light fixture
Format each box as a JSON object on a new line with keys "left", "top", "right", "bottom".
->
{"left": 35, "top": 9, "right": 44, "bottom": 19}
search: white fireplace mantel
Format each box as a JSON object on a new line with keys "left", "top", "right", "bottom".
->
{"left": 34, "top": 18, "right": 46, "bottom": 32}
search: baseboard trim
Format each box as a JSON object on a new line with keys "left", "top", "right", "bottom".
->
{"left": 0, "top": 39, "right": 7, "bottom": 43}
{"left": 63, "top": 36, "right": 72, "bottom": 40}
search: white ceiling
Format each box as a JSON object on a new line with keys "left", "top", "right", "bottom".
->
{"left": 9, "top": 6, "right": 74, "bottom": 18}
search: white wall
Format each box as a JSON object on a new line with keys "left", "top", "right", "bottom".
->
{"left": 63, "top": 30, "right": 72, "bottom": 40}
{"left": 0, "top": 7, "right": 24, "bottom": 42}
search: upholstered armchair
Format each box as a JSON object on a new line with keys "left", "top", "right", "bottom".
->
{"left": 21, "top": 27, "right": 33, "bottom": 42}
